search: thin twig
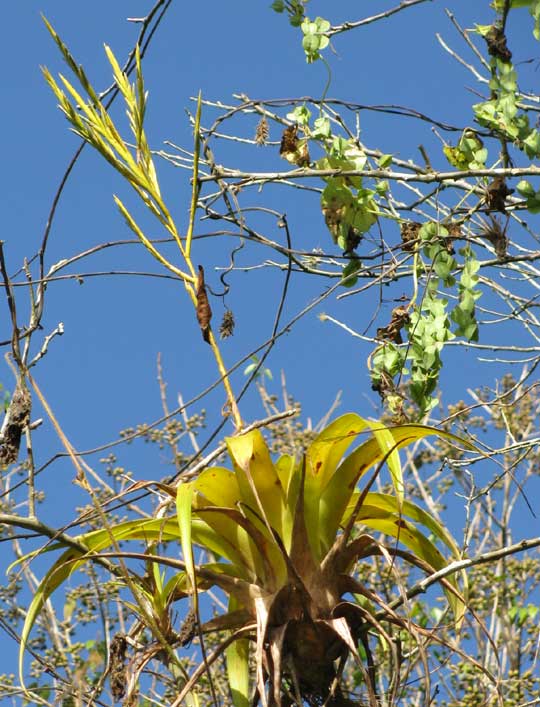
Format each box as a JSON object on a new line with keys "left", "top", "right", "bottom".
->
{"left": 389, "top": 535, "right": 540, "bottom": 612}
{"left": 327, "top": 0, "right": 430, "bottom": 37}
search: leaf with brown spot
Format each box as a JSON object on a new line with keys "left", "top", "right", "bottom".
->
{"left": 295, "top": 140, "right": 310, "bottom": 167}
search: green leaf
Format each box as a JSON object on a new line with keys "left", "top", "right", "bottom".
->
{"left": 286, "top": 105, "right": 311, "bottom": 126}
{"left": 517, "top": 179, "right": 535, "bottom": 197}
{"left": 342, "top": 258, "right": 362, "bottom": 287}
{"left": 491, "top": 0, "right": 536, "bottom": 10}
{"left": 523, "top": 129, "right": 540, "bottom": 157}
{"left": 526, "top": 194, "right": 540, "bottom": 213}
{"left": 375, "top": 179, "right": 389, "bottom": 195}
{"left": 300, "top": 16, "right": 330, "bottom": 62}
{"left": 312, "top": 116, "right": 331, "bottom": 138}
{"left": 377, "top": 153, "right": 393, "bottom": 169}
{"left": 473, "top": 23, "right": 492, "bottom": 36}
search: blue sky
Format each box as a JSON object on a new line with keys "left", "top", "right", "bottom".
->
{"left": 2, "top": 0, "right": 540, "bottom": 691}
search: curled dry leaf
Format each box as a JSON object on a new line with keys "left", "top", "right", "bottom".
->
{"left": 485, "top": 23, "right": 512, "bottom": 63}
{"left": 443, "top": 221, "right": 461, "bottom": 254}
{"left": 400, "top": 221, "right": 421, "bottom": 252}
{"left": 376, "top": 306, "right": 410, "bottom": 345}
{"left": 280, "top": 124, "right": 310, "bottom": 167}
{"left": 485, "top": 176, "right": 514, "bottom": 213}
{"left": 478, "top": 215, "right": 508, "bottom": 259}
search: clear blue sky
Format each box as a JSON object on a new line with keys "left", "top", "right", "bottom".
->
{"left": 1, "top": 0, "right": 539, "bottom": 686}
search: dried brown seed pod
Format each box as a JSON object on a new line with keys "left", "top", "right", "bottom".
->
{"left": 178, "top": 608, "right": 198, "bottom": 647}
{"left": 0, "top": 381, "right": 31, "bottom": 468}
{"left": 196, "top": 265, "right": 212, "bottom": 344}
{"left": 108, "top": 634, "right": 128, "bottom": 701}
{"left": 279, "top": 124, "right": 310, "bottom": 166}
{"left": 255, "top": 115, "right": 269, "bottom": 145}
{"left": 219, "top": 309, "right": 235, "bottom": 338}
{"left": 372, "top": 368, "right": 395, "bottom": 397}
{"left": 442, "top": 221, "right": 461, "bottom": 254}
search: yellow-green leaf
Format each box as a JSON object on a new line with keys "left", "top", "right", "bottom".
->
{"left": 348, "top": 497, "right": 466, "bottom": 623}
{"left": 194, "top": 466, "right": 241, "bottom": 507}
{"left": 303, "top": 413, "right": 369, "bottom": 556}
{"left": 226, "top": 430, "right": 286, "bottom": 534}
{"left": 176, "top": 482, "right": 196, "bottom": 601}
{"left": 226, "top": 596, "right": 250, "bottom": 707}
{"left": 319, "top": 423, "right": 474, "bottom": 552}
{"left": 366, "top": 419, "right": 404, "bottom": 504}
{"left": 305, "top": 413, "right": 368, "bottom": 491}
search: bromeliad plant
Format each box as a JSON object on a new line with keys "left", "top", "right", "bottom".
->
{"left": 16, "top": 413, "right": 472, "bottom": 706}
{"left": 23, "top": 19, "right": 477, "bottom": 707}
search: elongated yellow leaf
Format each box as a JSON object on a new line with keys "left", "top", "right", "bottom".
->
{"left": 350, "top": 502, "right": 465, "bottom": 623}
{"left": 366, "top": 419, "right": 404, "bottom": 504}
{"left": 197, "top": 506, "right": 285, "bottom": 589}
{"left": 306, "top": 413, "right": 368, "bottom": 491}
{"left": 359, "top": 492, "right": 462, "bottom": 558}
{"left": 226, "top": 430, "right": 286, "bottom": 535}
{"left": 303, "top": 413, "right": 369, "bottom": 556}
{"left": 275, "top": 454, "right": 296, "bottom": 493}
{"left": 17, "top": 516, "right": 183, "bottom": 686}
{"left": 11, "top": 517, "right": 181, "bottom": 577}
{"left": 19, "top": 548, "right": 81, "bottom": 689}
{"left": 274, "top": 454, "right": 297, "bottom": 548}
{"left": 319, "top": 423, "right": 474, "bottom": 551}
